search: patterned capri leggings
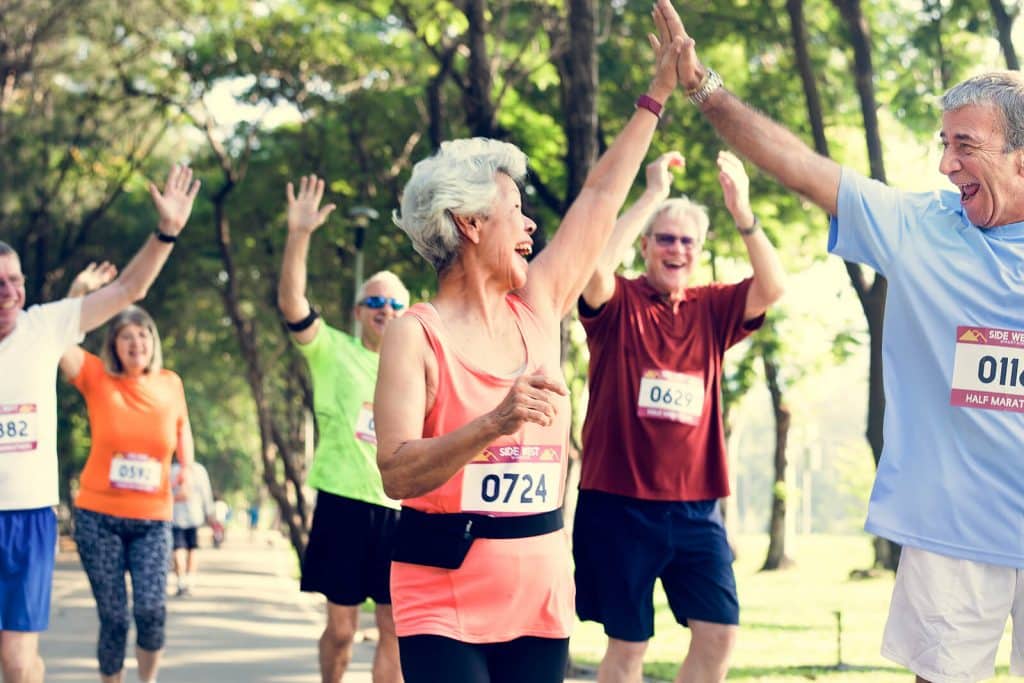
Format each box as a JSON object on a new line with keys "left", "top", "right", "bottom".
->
{"left": 74, "top": 508, "right": 171, "bottom": 676}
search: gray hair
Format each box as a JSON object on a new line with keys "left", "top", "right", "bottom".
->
{"left": 941, "top": 71, "right": 1024, "bottom": 152}
{"left": 101, "top": 306, "right": 163, "bottom": 375}
{"left": 0, "top": 241, "right": 15, "bottom": 257}
{"left": 356, "top": 270, "right": 411, "bottom": 307}
{"left": 643, "top": 197, "right": 711, "bottom": 242}
{"left": 393, "top": 138, "right": 528, "bottom": 272}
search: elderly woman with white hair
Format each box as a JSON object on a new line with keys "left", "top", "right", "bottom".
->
{"left": 372, "top": 5, "right": 684, "bottom": 681}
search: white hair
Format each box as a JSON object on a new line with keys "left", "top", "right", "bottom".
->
{"left": 942, "top": 71, "right": 1024, "bottom": 152}
{"left": 393, "top": 138, "right": 528, "bottom": 272}
{"left": 643, "top": 196, "right": 710, "bottom": 242}
{"left": 356, "top": 270, "right": 410, "bottom": 307}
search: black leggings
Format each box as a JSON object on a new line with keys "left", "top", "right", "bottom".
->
{"left": 398, "top": 635, "right": 569, "bottom": 683}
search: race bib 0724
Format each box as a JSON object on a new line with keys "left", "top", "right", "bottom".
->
{"left": 460, "top": 444, "right": 562, "bottom": 515}
{"left": 0, "top": 403, "right": 39, "bottom": 454}
{"left": 109, "top": 453, "right": 162, "bottom": 492}
{"left": 950, "top": 326, "right": 1024, "bottom": 413}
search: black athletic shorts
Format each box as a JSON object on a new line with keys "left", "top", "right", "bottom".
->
{"left": 573, "top": 489, "right": 739, "bottom": 641}
{"left": 172, "top": 526, "right": 198, "bottom": 551}
{"left": 300, "top": 491, "right": 399, "bottom": 606}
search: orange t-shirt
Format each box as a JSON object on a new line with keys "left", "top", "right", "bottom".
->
{"left": 72, "top": 351, "right": 188, "bottom": 521}
{"left": 391, "top": 296, "right": 574, "bottom": 642}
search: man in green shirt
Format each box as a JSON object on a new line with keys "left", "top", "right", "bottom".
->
{"left": 278, "top": 174, "right": 409, "bottom": 683}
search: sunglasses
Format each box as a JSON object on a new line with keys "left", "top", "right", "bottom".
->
{"left": 359, "top": 296, "right": 406, "bottom": 311}
{"left": 652, "top": 233, "right": 700, "bottom": 248}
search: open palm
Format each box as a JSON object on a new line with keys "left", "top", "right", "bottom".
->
{"left": 286, "top": 175, "right": 336, "bottom": 234}
{"left": 149, "top": 164, "right": 201, "bottom": 235}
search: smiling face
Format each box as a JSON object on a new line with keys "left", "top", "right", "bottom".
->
{"left": 356, "top": 279, "right": 408, "bottom": 352}
{"left": 477, "top": 173, "right": 537, "bottom": 291}
{"left": 0, "top": 253, "right": 26, "bottom": 342}
{"left": 640, "top": 210, "right": 704, "bottom": 299}
{"left": 114, "top": 323, "right": 154, "bottom": 376}
{"left": 939, "top": 104, "right": 1024, "bottom": 228}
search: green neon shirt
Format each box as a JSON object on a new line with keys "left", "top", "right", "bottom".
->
{"left": 297, "top": 322, "right": 399, "bottom": 509}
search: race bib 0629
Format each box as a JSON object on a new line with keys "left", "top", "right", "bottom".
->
{"left": 950, "top": 326, "right": 1024, "bottom": 413}
{"left": 637, "top": 369, "right": 704, "bottom": 425}
{"left": 0, "top": 403, "right": 39, "bottom": 454}
{"left": 109, "top": 453, "right": 162, "bottom": 492}
{"left": 460, "top": 444, "right": 562, "bottom": 515}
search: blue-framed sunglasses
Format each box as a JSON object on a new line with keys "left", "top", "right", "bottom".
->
{"left": 359, "top": 295, "right": 406, "bottom": 311}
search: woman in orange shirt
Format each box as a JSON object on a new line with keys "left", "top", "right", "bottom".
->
{"left": 60, "top": 297, "right": 193, "bottom": 683}
{"left": 372, "top": 7, "right": 681, "bottom": 681}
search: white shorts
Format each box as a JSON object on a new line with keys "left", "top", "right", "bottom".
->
{"left": 881, "top": 546, "right": 1024, "bottom": 683}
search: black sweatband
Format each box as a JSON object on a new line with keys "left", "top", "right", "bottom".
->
{"left": 155, "top": 230, "right": 178, "bottom": 243}
{"left": 285, "top": 308, "right": 320, "bottom": 332}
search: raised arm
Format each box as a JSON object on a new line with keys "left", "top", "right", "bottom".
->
{"left": 524, "top": 6, "right": 682, "bottom": 318}
{"left": 277, "top": 175, "right": 336, "bottom": 345}
{"left": 716, "top": 151, "right": 785, "bottom": 320}
{"left": 80, "top": 165, "right": 200, "bottom": 334}
{"left": 580, "top": 151, "right": 684, "bottom": 309}
{"left": 60, "top": 261, "right": 118, "bottom": 379}
{"left": 375, "top": 315, "right": 567, "bottom": 500}
{"left": 657, "top": 0, "right": 840, "bottom": 215}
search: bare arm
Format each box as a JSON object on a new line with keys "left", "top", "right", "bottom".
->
{"left": 716, "top": 151, "right": 785, "bottom": 320}
{"left": 524, "top": 6, "right": 682, "bottom": 319}
{"left": 658, "top": 0, "right": 840, "bottom": 215}
{"left": 375, "top": 315, "right": 567, "bottom": 500}
{"left": 277, "top": 175, "right": 336, "bottom": 345}
{"left": 580, "top": 151, "right": 684, "bottom": 309}
{"left": 172, "top": 414, "right": 196, "bottom": 496}
{"left": 60, "top": 261, "right": 118, "bottom": 379}
{"left": 80, "top": 165, "right": 200, "bottom": 334}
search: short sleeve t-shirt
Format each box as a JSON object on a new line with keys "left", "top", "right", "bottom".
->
{"left": 830, "top": 167, "right": 1024, "bottom": 567}
{"left": 297, "top": 322, "right": 398, "bottom": 510}
{"left": 72, "top": 351, "right": 188, "bottom": 521}
{"left": 0, "top": 299, "right": 82, "bottom": 510}
{"left": 579, "top": 275, "right": 760, "bottom": 501}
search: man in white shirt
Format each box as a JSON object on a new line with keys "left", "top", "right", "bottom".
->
{"left": 0, "top": 165, "right": 199, "bottom": 683}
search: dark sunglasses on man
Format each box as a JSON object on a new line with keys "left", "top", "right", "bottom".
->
{"left": 652, "top": 233, "right": 700, "bottom": 248}
{"left": 359, "top": 295, "right": 406, "bottom": 311}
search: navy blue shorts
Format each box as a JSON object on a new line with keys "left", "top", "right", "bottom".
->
{"left": 572, "top": 490, "right": 738, "bottom": 642}
{"left": 172, "top": 527, "right": 198, "bottom": 550}
{"left": 300, "top": 492, "right": 399, "bottom": 606}
{"left": 0, "top": 507, "right": 56, "bottom": 632}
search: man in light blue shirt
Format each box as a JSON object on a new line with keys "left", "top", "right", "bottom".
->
{"left": 653, "top": 1, "right": 1023, "bottom": 681}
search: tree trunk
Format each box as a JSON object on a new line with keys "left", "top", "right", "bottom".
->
{"left": 559, "top": 0, "right": 599, "bottom": 201}
{"left": 209, "top": 178, "right": 310, "bottom": 559}
{"left": 789, "top": 0, "right": 895, "bottom": 570}
{"left": 761, "top": 348, "right": 794, "bottom": 571}
{"left": 462, "top": 0, "right": 498, "bottom": 137}
{"left": 988, "top": 0, "right": 1020, "bottom": 70}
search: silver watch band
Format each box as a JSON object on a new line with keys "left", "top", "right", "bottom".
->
{"left": 687, "top": 68, "right": 724, "bottom": 105}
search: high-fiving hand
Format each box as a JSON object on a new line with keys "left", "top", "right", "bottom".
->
{"left": 717, "top": 151, "right": 755, "bottom": 229}
{"left": 149, "top": 164, "right": 201, "bottom": 236}
{"left": 286, "top": 175, "right": 337, "bottom": 235}
{"left": 68, "top": 261, "right": 118, "bottom": 298}
{"left": 654, "top": 0, "right": 705, "bottom": 91}
{"left": 645, "top": 151, "right": 686, "bottom": 199}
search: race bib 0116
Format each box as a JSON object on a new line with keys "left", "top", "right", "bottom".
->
{"left": 354, "top": 402, "right": 376, "bottom": 445}
{"left": 460, "top": 444, "right": 562, "bottom": 515}
{"left": 637, "top": 369, "right": 705, "bottom": 425}
{"left": 109, "top": 453, "right": 162, "bottom": 492}
{"left": 0, "top": 403, "right": 40, "bottom": 454}
{"left": 950, "top": 326, "right": 1024, "bottom": 413}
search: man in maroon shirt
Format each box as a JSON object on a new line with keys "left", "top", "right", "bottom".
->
{"left": 574, "top": 150, "right": 785, "bottom": 682}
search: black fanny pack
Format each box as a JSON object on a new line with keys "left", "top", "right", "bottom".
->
{"left": 392, "top": 506, "right": 564, "bottom": 570}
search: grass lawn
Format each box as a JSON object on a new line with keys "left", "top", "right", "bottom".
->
{"left": 569, "top": 534, "right": 1017, "bottom": 681}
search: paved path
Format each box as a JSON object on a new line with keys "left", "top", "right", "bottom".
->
{"left": 43, "top": 532, "right": 598, "bottom": 682}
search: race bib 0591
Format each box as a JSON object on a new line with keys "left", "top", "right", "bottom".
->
{"left": 109, "top": 453, "right": 162, "bottom": 492}
{"left": 950, "top": 326, "right": 1024, "bottom": 413}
